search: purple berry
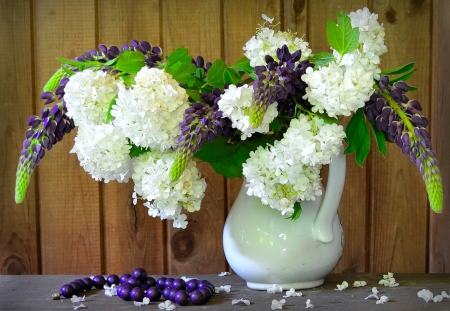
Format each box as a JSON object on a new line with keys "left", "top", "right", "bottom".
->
{"left": 92, "top": 275, "right": 106, "bottom": 289}
{"left": 60, "top": 284, "right": 75, "bottom": 298}
{"left": 130, "top": 287, "right": 146, "bottom": 302}
{"left": 145, "top": 286, "right": 161, "bottom": 301}
{"left": 117, "top": 284, "right": 133, "bottom": 301}
{"left": 82, "top": 277, "right": 94, "bottom": 290}
{"left": 126, "top": 276, "right": 142, "bottom": 288}
{"left": 199, "top": 287, "right": 213, "bottom": 302}
{"left": 107, "top": 274, "right": 120, "bottom": 286}
{"left": 169, "top": 288, "right": 178, "bottom": 302}
{"left": 164, "top": 277, "right": 174, "bottom": 289}
{"left": 132, "top": 267, "right": 148, "bottom": 282}
{"left": 142, "top": 276, "right": 157, "bottom": 290}
{"left": 171, "top": 278, "right": 186, "bottom": 290}
{"left": 157, "top": 277, "right": 167, "bottom": 290}
{"left": 120, "top": 273, "right": 131, "bottom": 284}
{"left": 72, "top": 279, "right": 86, "bottom": 291}
{"left": 162, "top": 287, "right": 172, "bottom": 300}
{"left": 190, "top": 289, "right": 205, "bottom": 305}
{"left": 70, "top": 281, "right": 83, "bottom": 295}
{"left": 186, "top": 279, "right": 199, "bottom": 292}
{"left": 174, "top": 290, "right": 189, "bottom": 306}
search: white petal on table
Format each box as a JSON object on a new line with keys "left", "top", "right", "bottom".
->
{"left": 271, "top": 299, "right": 286, "bottom": 310}
{"left": 231, "top": 298, "right": 250, "bottom": 305}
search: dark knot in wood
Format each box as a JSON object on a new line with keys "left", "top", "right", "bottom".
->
{"left": 2, "top": 255, "right": 26, "bottom": 274}
{"left": 170, "top": 230, "right": 196, "bottom": 262}
{"left": 385, "top": 6, "right": 397, "bottom": 23}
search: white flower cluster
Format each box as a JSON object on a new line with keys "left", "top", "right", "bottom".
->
{"left": 132, "top": 150, "right": 206, "bottom": 229}
{"left": 64, "top": 69, "right": 119, "bottom": 126}
{"left": 302, "top": 7, "right": 386, "bottom": 118}
{"left": 217, "top": 84, "right": 278, "bottom": 140}
{"left": 243, "top": 115, "right": 345, "bottom": 216}
{"left": 111, "top": 67, "right": 189, "bottom": 151}
{"left": 64, "top": 67, "right": 206, "bottom": 228}
{"left": 243, "top": 24, "right": 312, "bottom": 67}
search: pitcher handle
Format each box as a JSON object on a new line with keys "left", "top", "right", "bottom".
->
{"left": 312, "top": 146, "right": 346, "bottom": 243}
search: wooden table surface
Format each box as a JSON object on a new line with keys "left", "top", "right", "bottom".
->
{"left": 0, "top": 273, "right": 449, "bottom": 310}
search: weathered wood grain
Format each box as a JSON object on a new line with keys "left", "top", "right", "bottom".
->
{"left": 162, "top": 0, "right": 227, "bottom": 274}
{"left": 35, "top": 0, "right": 102, "bottom": 274}
{"left": 1, "top": 273, "right": 450, "bottom": 310}
{"left": 98, "top": 0, "right": 167, "bottom": 276}
{"left": 370, "top": 0, "right": 431, "bottom": 273}
{"left": 308, "top": 0, "right": 370, "bottom": 273}
{"left": 0, "top": 0, "right": 40, "bottom": 274}
{"left": 429, "top": 0, "right": 450, "bottom": 273}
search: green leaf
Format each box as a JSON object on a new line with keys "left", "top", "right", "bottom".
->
{"left": 389, "top": 69, "right": 415, "bottom": 83}
{"left": 355, "top": 125, "right": 371, "bottom": 167}
{"left": 326, "top": 10, "right": 359, "bottom": 56}
{"left": 207, "top": 59, "right": 227, "bottom": 89}
{"left": 170, "top": 61, "right": 197, "bottom": 86}
{"left": 105, "top": 95, "right": 117, "bottom": 123}
{"left": 185, "top": 89, "right": 203, "bottom": 102}
{"left": 309, "top": 52, "right": 335, "bottom": 67}
{"left": 195, "top": 67, "right": 205, "bottom": 79}
{"left": 223, "top": 68, "right": 241, "bottom": 85}
{"left": 43, "top": 69, "right": 65, "bottom": 92}
{"left": 115, "top": 51, "right": 146, "bottom": 75}
{"left": 120, "top": 74, "right": 135, "bottom": 86}
{"left": 369, "top": 121, "right": 387, "bottom": 157}
{"left": 60, "top": 65, "right": 75, "bottom": 76}
{"left": 344, "top": 108, "right": 366, "bottom": 154}
{"left": 287, "top": 202, "right": 302, "bottom": 221}
{"left": 165, "top": 46, "right": 192, "bottom": 69}
{"left": 270, "top": 118, "right": 286, "bottom": 132}
{"left": 104, "top": 58, "right": 117, "bottom": 67}
{"left": 380, "top": 62, "right": 415, "bottom": 75}
{"left": 129, "top": 143, "right": 150, "bottom": 158}
{"left": 56, "top": 57, "right": 86, "bottom": 71}
{"left": 230, "top": 56, "right": 253, "bottom": 73}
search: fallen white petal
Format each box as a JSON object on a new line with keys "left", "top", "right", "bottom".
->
{"left": 371, "top": 287, "right": 379, "bottom": 294}
{"left": 376, "top": 295, "right": 389, "bottom": 304}
{"left": 433, "top": 295, "right": 443, "bottom": 303}
{"left": 159, "top": 300, "right": 176, "bottom": 310}
{"left": 267, "top": 284, "right": 283, "bottom": 294}
{"left": 283, "top": 288, "right": 302, "bottom": 298}
{"left": 70, "top": 295, "right": 85, "bottom": 303}
{"left": 218, "top": 272, "right": 231, "bottom": 276}
{"left": 262, "top": 14, "right": 274, "bottom": 24}
{"left": 232, "top": 298, "right": 250, "bottom": 305}
{"left": 215, "top": 285, "right": 231, "bottom": 293}
{"left": 334, "top": 281, "right": 349, "bottom": 290}
{"left": 365, "top": 294, "right": 379, "bottom": 300}
{"left": 352, "top": 281, "right": 367, "bottom": 287}
{"left": 306, "top": 299, "right": 314, "bottom": 309}
{"left": 181, "top": 276, "right": 196, "bottom": 282}
{"left": 417, "top": 289, "right": 434, "bottom": 303}
{"left": 73, "top": 304, "right": 86, "bottom": 310}
{"left": 441, "top": 291, "right": 450, "bottom": 298}
{"left": 271, "top": 299, "right": 286, "bottom": 310}
{"left": 134, "top": 297, "right": 150, "bottom": 306}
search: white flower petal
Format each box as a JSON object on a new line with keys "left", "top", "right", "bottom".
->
{"left": 352, "top": 281, "right": 367, "bottom": 287}
{"left": 334, "top": 281, "right": 349, "bottom": 290}
{"left": 73, "top": 304, "right": 86, "bottom": 310}
{"left": 219, "top": 272, "right": 231, "bottom": 276}
{"left": 271, "top": 299, "right": 286, "bottom": 310}
{"left": 433, "top": 295, "right": 443, "bottom": 303}
{"left": 417, "top": 289, "right": 434, "bottom": 303}
{"left": 306, "top": 299, "right": 314, "bottom": 308}
{"left": 376, "top": 295, "right": 389, "bottom": 304}
{"left": 232, "top": 298, "right": 251, "bottom": 305}
{"left": 267, "top": 284, "right": 283, "bottom": 294}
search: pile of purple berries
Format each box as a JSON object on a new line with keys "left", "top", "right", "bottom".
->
{"left": 58, "top": 267, "right": 216, "bottom": 306}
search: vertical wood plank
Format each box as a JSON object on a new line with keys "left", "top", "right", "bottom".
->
{"left": 370, "top": 0, "right": 431, "bottom": 272}
{"left": 0, "top": 0, "right": 40, "bottom": 274}
{"left": 429, "top": 0, "right": 450, "bottom": 273}
{"left": 309, "top": 0, "right": 370, "bottom": 273}
{"left": 162, "top": 0, "right": 227, "bottom": 274}
{"left": 35, "top": 0, "right": 102, "bottom": 274}
{"left": 98, "top": 0, "right": 167, "bottom": 275}
{"left": 222, "top": 0, "right": 281, "bottom": 213}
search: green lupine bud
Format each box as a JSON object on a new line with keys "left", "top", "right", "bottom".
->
{"left": 169, "top": 152, "right": 190, "bottom": 182}
{"left": 423, "top": 159, "right": 443, "bottom": 213}
{"left": 15, "top": 164, "right": 31, "bottom": 203}
{"left": 43, "top": 68, "right": 65, "bottom": 92}
{"left": 249, "top": 105, "right": 266, "bottom": 128}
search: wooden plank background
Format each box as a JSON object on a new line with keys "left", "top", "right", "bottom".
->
{"left": 1, "top": 0, "right": 448, "bottom": 276}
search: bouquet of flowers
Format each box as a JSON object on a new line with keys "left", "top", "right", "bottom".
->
{"left": 15, "top": 7, "right": 442, "bottom": 229}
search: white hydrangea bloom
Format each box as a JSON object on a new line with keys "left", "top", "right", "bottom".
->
{"left": 279, "top": 115, "right": 345, "bottom": 166}
{"left": 111, "top": 67, "right": 189, "bottom": 150}
{"left": 217, "top": 84, "right": 278, "bottom": 140}
{"left": 64, "top": 69, "right": 119, "bottom": 126}
{"left": 243, "top": 27, "right": 312, "bottom": 67}
{"left": 70, "top": 123, "right": 132, "bottom": 183}
{"left": 301, "top": 56, "right": 374, "bottom": 117}
{"left": 132, "top": 150, "right": 206, "bottom": 229}
{"left": 243, "top": 141, "right": 322, "bottom": 216}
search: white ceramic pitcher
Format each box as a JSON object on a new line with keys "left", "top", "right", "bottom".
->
{"left": 222, "top": 149, "right": 346, "bottom": 290}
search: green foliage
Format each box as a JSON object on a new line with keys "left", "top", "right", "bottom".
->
{"left": 207, "top": 59, "right": 227, "bottom": 89}
{"left": 129, "top": 143, "right": 150, "bottom": 158}
{"left": 115, "top": 51, "right": 146, "bottom": 75}
{"left": 309, "top": 52, "right": 335, "bottom": 67}
{"left": 368, "top": 121, "right": 387, "bottom": 157}
{"left": 230, "top": 56, "right": 254, "bottom": 73}
{"left": 344, "top": 108, "right": 371, "bottom": 166}
{"left": 105, "top": 95, "right": 117, "bottom": 123}
{"left": 164, "top": 46, "right": 196, "bottom": 87}
{"left": 380, "top": 62, "right": 417, "bottom": 90}
{"left": 194, "top": 135, "right": 277, "bottom": 178}
{"left": 326, "top": 10, "right": 359, "bottom": 57}
{"left": 56, "top": 57, "right": 86, "bottom": 71}
{"left": 287, "top": 202, "right": 302, "bottom": 221}
{"left": 223, "top": 68, "right": 241, "bottom": 85}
